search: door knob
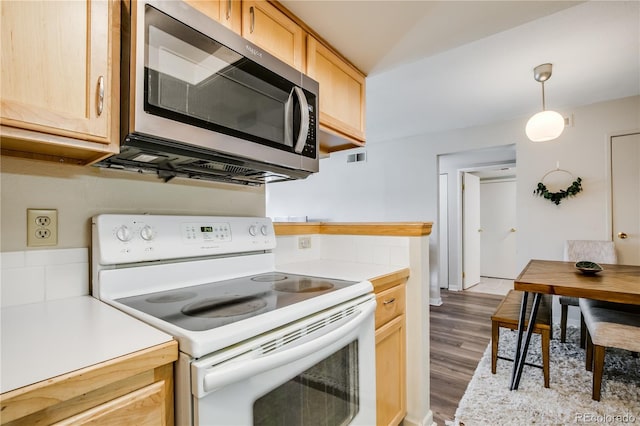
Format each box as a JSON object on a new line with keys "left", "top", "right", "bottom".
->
{"left": 617, "top": 232, "right": 628, "bottom": 239}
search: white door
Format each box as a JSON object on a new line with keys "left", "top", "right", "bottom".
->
{"left": 463, "top": 172, "right": 481, "bottom": 289}
{"left": 612, "top": 133, "right": 640, "bottom": 265}
{"left": 439, "top": 174, "right": 449, "bottom": 288}
{"left": 480, "top": 180, "right": 518, "bottom": 279}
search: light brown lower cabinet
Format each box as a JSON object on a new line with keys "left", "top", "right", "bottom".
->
{"left": 53, "top": 381, "right": 165, "bottom": 426}
{"left": 0, "top": 341, "right": 178, "bottom": 426}
{"left": 374, "top": 280, "right": 407, "bottom": 426}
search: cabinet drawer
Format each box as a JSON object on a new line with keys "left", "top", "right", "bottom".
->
{"left": 375, "top": 285, "right": 405, "bottom": 329}
{"left": 54, "top": 381, "right": 165, "bottom": 426}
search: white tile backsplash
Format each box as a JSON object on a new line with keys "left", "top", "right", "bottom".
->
{"left": 389, "top": 245, "right": 410, "bottom": 266}
{"left": 25, "top": 248, "right": 87, "bottom": 266}
{"left": 45, "top": 262, "right": 89, "bottom": 300}
{"left": 1, "top": 248, "right": 88, "bottom": 307}
{"left": 273, "top": 235, "right": 322, "bottom": 267}
{"left": 1, "top": 267, "right": 46, "bottom": 307}
{"left": 0, "top": 251, "right": 25, "bottom": 269}
{"left": 275, "top": 234, "right": 410, "bottom": 268}
{"left": 322, "top": 235, "right": 409, "bottom": 267}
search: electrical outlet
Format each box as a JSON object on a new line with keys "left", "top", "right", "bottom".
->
{"left": 298, "top": 236, "right": 312, "bottom": 249}
{"left": 27, "top": 209, "right": 58, "bottom": 247}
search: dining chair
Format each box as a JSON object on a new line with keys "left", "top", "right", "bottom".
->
{"left": 560, "top": 240, "right": 617, "bottom": 345}
{"left": 580, "top": 299, "right": 640, "bottom": 400}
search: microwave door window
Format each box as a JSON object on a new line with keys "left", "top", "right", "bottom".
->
{"left": 144, "top": 6, "right": 291, "bottom": 148}
{"left": 193, "top": 63, "right": 288, "bottom": 144}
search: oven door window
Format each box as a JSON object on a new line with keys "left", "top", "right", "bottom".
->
{"left": 253, "top": 341, "right": 359, "bottom": 425}
{"left": 144, "top": 5, "right": 306, "bottom": 151}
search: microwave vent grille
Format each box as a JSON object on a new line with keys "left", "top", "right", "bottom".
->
{"left": 191, "top": 160, "right": 250, "bottom": 175}
{"left": 94, "top": 134, "right": 310, "bottom": 185}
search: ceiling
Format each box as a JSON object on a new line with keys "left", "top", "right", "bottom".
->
{"left": 280, "top": 1, "right": 640, "bottom": 140}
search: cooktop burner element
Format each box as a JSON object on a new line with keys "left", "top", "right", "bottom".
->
{"left": 115, "top": 272, "right": 358, "bottom": 332}
{"left": 181, "top": 295, "right": 268, "bottom": 318}
{"left": 251, "top": 273, "right": 288, "bottom": 282}
{"left": 147, "top": 291, "right": 197, "bottom": 304}
{"left": 274, "top": 278, "right": 334, "bottom": 293}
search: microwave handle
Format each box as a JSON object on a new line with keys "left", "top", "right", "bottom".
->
{"left": 292, "top": 87, "right": 310, "bottom": 154}
{"left": 201, "top": 299, "right": 375, "bottom": 394}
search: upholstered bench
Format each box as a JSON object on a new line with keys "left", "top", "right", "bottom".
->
{"left": 580, "top": 298, "right": 640, "bottom": 400}
{"left": 491, "top": 290, "right": 552, "bottom": 388}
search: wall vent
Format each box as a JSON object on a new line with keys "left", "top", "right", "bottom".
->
{"left": 347, "top": 152, "right": 366, "bottom": 163}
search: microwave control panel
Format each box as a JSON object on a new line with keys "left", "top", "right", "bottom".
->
{"left": 302, "top": 102, "right": 317, "bottom": 159}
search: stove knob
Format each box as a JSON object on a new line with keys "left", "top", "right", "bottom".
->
{"left": 115, "top": 225, "right": 132, "bottom": 242}
{"left": 249, "top": 225, "right": 258, "bottom": 236}
{"left": 260, "top": 225, "right": 268, "bottom": 236}
{"left": 140, "top": 225, "right": 154, "bottom": 241}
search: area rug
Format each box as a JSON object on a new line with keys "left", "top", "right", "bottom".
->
{"left": 449, "top": 326, "right": 640, "bottom": 425}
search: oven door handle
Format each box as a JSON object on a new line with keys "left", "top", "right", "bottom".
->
{"left": 202, "top": 299, "right": 376, "bottom": 393}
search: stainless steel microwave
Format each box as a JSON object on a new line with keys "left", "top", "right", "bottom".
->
{"left": 96, "top": 0, "right": 319, "bottom": 185}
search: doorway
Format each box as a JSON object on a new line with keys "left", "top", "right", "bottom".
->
{"left": 437, "top": 145, "right": 516, "bottom": 291}
{"left": 462, "top": 167, "right": 518, "bottom": 293}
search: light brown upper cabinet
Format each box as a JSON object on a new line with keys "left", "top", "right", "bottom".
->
{"left": 0, "top": 0, "right": 120, "bottom": 164}
{"left": 184, "top": 0, "right": 241, "bottom": 33}
{"left": 241, "top": 0, "right": 305, "bottom": 72}
{"left": 307, "top": 35, "right": 366, "bottom": 151}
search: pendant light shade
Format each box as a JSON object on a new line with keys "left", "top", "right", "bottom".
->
{"left": 526, "top": 110, "right": 565, "bottom": 142}
{"left": 526, "top": 63, "right": 564, "bottom": 142}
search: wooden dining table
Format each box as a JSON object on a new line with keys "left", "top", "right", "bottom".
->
{"left": 509, "top": 259, "right": 640, "bottom": 390}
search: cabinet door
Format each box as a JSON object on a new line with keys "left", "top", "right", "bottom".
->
{"left": 54, "top": 381, "right": 166, "bottom": 426}
{"left": 183, "top": 0, "right": 241, "bottom": 33}
{"left": 241, "top": 0, "right": 304, "bottom": 71}
{"left": 307, "top": 36, "right": 366, "bottom": 147}
{"left": 0, "top": 0, "right": 115, "bottom": 144}
{"left": 375, "top": 315, "right": 406, "bottom": 426}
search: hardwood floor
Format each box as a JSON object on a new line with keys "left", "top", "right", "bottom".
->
{"left": 430, "top": 290, "right": 504, "bottom": 426}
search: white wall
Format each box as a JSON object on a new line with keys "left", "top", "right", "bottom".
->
{"left": 0, "top": 156, "right": 265, "bottom": 251}
{"left": 515, "top": 96, "right": 639, "bottom": 266}
{"left": 267, "top": 95, "right": 640, "bottom": 301}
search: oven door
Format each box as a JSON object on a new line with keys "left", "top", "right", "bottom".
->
{"left": 189, "top": 295, "right": 376, "bottom": 425}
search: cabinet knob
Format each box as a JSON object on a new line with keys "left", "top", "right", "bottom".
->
{"left": 97, "top": 76, "right": 104, "bottom": 116}
{"left": 226, "top": 0, "right": 232, "bottom": 20}
{"left": 618, "top": 232, "right": 628, "bottom": 239}
{"left": 249, "top": 6, "right": 255, "bottom": 33}
{"left": 383, "top": 298, "right": 396, "bottom": 306}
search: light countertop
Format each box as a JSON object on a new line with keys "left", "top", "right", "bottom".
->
{"left": 277, "top": 259, "right": 410, "bottom": 287}
{"left": 1, "top": 296, "right": 173, "bottom": 394}
{"left": 1, "top": 262, "right": 408, "bottom": 394}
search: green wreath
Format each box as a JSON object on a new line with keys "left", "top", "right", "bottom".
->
{"left": 533, "top": 177, "right": 582, "bottom": 205}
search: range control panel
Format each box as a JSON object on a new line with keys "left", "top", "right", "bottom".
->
{"left": 182, "top": 223, "right": 232, "bottom": 243}
{"left": 93, "top": 214, "right": 276, "bottom": 265}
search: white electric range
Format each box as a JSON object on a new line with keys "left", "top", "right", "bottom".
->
{"left": 92, "top": 214, "right": 377, "bottom": 425}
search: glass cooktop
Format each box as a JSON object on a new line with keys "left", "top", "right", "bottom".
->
{"left": 116, "top": 272, "right": 358, "bottom": 331}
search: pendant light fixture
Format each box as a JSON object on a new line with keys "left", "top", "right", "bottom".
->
{"left": 525, "top": 63, "right": 565, "bottom": 142}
